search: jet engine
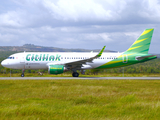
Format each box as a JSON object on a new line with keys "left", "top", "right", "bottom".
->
{"left": 48, "top": 65, "right": 67, "bottom": 74}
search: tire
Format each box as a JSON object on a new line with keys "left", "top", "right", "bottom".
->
{"left": 72, "top": 72, "right": 79, "bottom": 77}
{"left": 21, "top": 74, "right": 24, "bottom": 77}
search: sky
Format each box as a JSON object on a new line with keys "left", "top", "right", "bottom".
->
{"left": 0, "top": 0, "right": 160, "bottom": 53}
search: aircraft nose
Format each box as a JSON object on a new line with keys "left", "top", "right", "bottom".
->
{"left": 1, "top": 60, "right": 8, "bottom": 67}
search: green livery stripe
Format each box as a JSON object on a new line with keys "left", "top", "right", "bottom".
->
{"left": 141, "top": 29, "right": 153, "bottom": 36}
{"left": 96, "top": 28, "right": 156, "bottom": 69}
{"left": 124, "top": 28, "right": 154, "bottom": 54}
{"left": 140, "top": 49, "right": 149, "bottom": 53}
{"left": 96, "top": 56, "right": 133, "bottom": 69}
{"left": 96, "top": 54, "right": 157, "bottom": 69}
{"left": 118, "top": 53, "right": 135, "bottom": 58}
{"left": 132, "top": 38, "right": 147, "bottom": 45}
{"left": 103, "top": 60, "right": 123, "bottom": 65}
{"left": 127, "top": 46, "right": 142, "bottom": 51}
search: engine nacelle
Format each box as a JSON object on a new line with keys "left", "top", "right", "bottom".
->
{"left": 48, "top": 65, "right": 66, "bottom": 74}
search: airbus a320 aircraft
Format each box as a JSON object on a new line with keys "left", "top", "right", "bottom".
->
{"left": 1, "top": 28, "right": 157, "bottom": 77}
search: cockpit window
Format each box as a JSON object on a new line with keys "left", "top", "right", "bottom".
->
{"left": 7, "top": 57, "right": 15, "bottom": 59}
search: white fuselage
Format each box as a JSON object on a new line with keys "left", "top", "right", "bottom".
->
{"left": 1, "top": 52, "right": 122, "bottom": 70}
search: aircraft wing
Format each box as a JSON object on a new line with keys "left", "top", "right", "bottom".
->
{"left": 47, "top": 46, "right": 106, "bottom": 69}
{"left": 64, "top": 46, "right": 106, "bottom": 68}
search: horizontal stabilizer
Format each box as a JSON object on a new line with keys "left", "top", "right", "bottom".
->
{"left": 136, "top": 55, "right": 157, "bottom": 61}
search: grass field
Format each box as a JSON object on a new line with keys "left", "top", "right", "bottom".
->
{"left": 0, "top": 79, "right": 160, "bottom": 120}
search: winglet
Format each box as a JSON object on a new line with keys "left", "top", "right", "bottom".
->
{"left": 96, "top": 46, "right": 106, "bottom": 57}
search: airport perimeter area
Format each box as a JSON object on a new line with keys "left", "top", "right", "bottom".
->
{"left": 0, "top": 77, "right": 160, "bottom": 80}
{"left": 0, "top": 78, "right": 160, "bottom": 119}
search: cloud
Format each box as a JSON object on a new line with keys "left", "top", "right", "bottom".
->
{"left": 0, "top": 0, "right": 160, "bottom": 53}
{"left": 0, "top": 33, "right": 18, "bottom": 43}
{"left": 0, "top": 11, "right": 23, "bottom": 27}
{"left": 139, "top": 0, "right": 160, "bottom": 22}
{"left": 42, "top": 0, "right": 124, "bottom": 22}
{"left": 2, "top": 0, "right": 160, "bottom": 27}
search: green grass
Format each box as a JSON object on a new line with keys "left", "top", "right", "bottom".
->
{"left": 1, "top": 80, "right": 160, "bottom": 119}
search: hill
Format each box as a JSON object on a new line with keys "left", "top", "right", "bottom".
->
{"left": 0, "top": 44, "right": 159, "bottom": 59}
{"left": 0, "top": 44, "right": 115, "bottom": 52}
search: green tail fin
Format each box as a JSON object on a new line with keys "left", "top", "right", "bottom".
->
{"left": 124, "top": 28, "right": 154, "bottom": 54}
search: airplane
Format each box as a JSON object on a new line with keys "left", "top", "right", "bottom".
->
{"left": 1, "top": 28, "right": 157, "bottom": 77}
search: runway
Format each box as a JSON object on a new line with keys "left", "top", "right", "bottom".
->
{"left": 0, "top": 77, "right": 160, "bottom": 80}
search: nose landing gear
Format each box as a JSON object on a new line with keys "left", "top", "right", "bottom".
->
{"left": 21, "top": 69, "right": 25, "bottom": 77}
{"left": 21, "top": 73, "right": 24, "bottom": 77}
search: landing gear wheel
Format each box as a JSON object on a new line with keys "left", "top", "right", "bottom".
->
{"left": 21, "top": 69, "right": 25, "bottom": 77}
{"left": 21, "top": 73, "right": 24, "bottom": 77}
{"left": 72, "top": 72, "right": 79, "bottom": 77}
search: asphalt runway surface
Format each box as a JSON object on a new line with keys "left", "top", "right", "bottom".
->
{"left": 0, "top": 77, "right": 160, "bottom": 80}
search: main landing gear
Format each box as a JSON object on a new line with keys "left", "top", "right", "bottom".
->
{"left": 72, "top": 72, "right": 79, "bottom": 77}
{"left": 21, "top": 69, "right": 25, "bottom": 77}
